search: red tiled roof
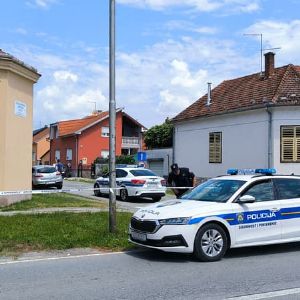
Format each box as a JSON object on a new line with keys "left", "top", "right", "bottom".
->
{"left": 172, "top": 64, "right": 300, "bottom": 123}
{"left": 58, "top": 111, "right": 109, "bottom": 137}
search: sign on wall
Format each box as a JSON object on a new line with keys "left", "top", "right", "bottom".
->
{"left": 14, "top": 100, "right": 27, "bottom": 118}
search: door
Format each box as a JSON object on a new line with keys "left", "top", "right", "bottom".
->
{"left": 231, "top": 179, "right": 282, "bottom": 246}
{"left": 274, "top": 178, "right": 300, "bottom": 240}
{"left": 148, "top": 160, "right": 164, "bottom": 177}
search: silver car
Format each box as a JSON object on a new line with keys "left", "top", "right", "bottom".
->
{"left": 32, "top": 165, "right": 63, "bottom": 189}
{"left": 94, "top": 167, "right": 166, "bottom": 202}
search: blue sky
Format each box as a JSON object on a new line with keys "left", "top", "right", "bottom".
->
{"left": 1, "top": 0, "right": 300, "bottom": 129}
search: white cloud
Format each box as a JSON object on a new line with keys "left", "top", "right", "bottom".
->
{"left": 26, "top": 0, "right": 59, "bottom": 9}
{"left": 245, "top": 20, "right": 300, "bottom": 65}
{"left": 53, "top": 71, "right": 78, "bottom": 82}
{"left": 118, "top": 0, "right": 261, "bottom": 13}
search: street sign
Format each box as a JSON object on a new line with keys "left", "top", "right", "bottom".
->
{"left": 137, "top": 151, "right": 147, "bottom": 161}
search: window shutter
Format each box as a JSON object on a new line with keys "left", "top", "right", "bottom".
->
{"left": 209, "top": 132, "right": 222, "bottom": 163}
{"left": 281, "top": 126, "right": 300, "bottom": 162}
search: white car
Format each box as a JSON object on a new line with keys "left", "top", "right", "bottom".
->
{"left": 94, "top": 167, "right": 166, "bottom": 202}
{"left": 129, "top": 168, "right": 300, "bottom": 261}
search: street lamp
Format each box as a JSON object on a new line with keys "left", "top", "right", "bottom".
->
{"left": 109, "top": 0, "right": 117, "bottom": 233}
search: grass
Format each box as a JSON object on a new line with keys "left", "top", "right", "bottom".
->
{"left": 0, "top": 193, "right": 107, "bottom": 211}
{"left": 0, "top": 212, "right": 134, "bottom": 257}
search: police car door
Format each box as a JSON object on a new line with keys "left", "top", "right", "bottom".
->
{"left": 273, "top": 178, "right": 300, "bottom": 240}
{"left": 232, "top": 179, "right": 281, "bottom": 246}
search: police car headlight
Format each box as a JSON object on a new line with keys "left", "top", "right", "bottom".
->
{"left": 159, "top": 217, "right": 191, "bottom": 225}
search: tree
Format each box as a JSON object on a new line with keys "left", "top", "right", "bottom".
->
{"left": 144, "top": 118, "right": 173, "bottom": 149}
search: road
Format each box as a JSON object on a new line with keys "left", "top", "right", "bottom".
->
{"left": 1, "top": 243, "right": 300, "bottom": 299}
{"left": 62, "top": 179, "right": 175, "bottom": 212}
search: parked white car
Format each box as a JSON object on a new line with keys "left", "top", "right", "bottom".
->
{"left": 94, "top": 167, "right": 167, "bottom": 202}
{"left": 129, "top": 168, "right": 300, "bottom": 261}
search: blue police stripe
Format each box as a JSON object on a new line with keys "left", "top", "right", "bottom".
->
{"left": 188, "top": 206, "right": 300, "bottom": 226}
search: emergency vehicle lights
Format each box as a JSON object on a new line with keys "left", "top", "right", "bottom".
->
{"left": 227, "top": 168, "right": 276, "bottom": 175}
{"left": 255, "top": 168, "right": 276, "bottom": 175}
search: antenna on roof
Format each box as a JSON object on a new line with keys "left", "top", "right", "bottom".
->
{"left": 243, "top": 33, "right": 263, "bottom": 76}
{"left": 88, "top": 101, "right": 97, "bottom": 114}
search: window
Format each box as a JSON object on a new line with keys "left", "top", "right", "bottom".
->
{"left": 209, "top": 132, "right": 222, "bottom": 163}
{"left": 116, "top": 169, "right": 128, "bottom": 178}
{"left": 66, "top": 149, "right": 72, "bottom": 160}
{"left": 240, "top": 180, "right": 274, "bottom": 202}
{"left": 101, "top": 150, "right": 109, "bottom": 158}
{"left": 281, "top": 126, "right": 300, "bottom": 162}
{"left": 274, "top": 178, "right": 300, "bottom": 200}
{"left": 55, "top": 150, "right": 60, "bottom": 160}
{"left": 130, "top": 169, "right": 157, "bottom": 177}
{"left": 101, "top": 126, "right": 109, "bottom": 137}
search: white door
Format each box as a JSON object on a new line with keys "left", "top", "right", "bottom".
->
{"left": 274, "top": 178, "right": 300, "bottom": 240}
{"left": 232, "top": 179, "right": 282, "bottom": 246}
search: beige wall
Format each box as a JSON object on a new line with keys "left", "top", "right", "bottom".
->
{"left": 0, "top": 58, "right": 40, "bottom": 205}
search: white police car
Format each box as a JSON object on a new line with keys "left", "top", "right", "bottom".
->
{"left": 129, "top": 168, "right": 300, "bottom": 261}
{"left": 94, "top": 166, "right": 166, "bottom": 202}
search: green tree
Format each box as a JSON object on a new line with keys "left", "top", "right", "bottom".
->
{"left": 144, "top": 118, "right": 173, "bottom": 149}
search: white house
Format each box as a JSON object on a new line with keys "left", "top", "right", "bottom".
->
{"left": 172, "top": 52, "right": 300, "bottom": 178}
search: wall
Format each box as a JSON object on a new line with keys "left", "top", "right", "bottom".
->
{"left": 0, "top": 61, "right": 40, "bottom": 205}
{"left": 146, "top": 148, "right": 173, "bottom": 177}
{"left": 174, "top": 109, "right": 269, "bottom": 178}
{"left": 272, "top": 106, "right": 300, "bottom": 174}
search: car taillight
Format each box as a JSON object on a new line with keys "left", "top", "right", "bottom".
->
{"left": 131, "top": 179, "right": 146, "bottom": 185}
{"left": 34, "top": 174, "right": 44, "bottom": 178}
{"left": 161, "top": 179, "right": 166, "bottom": 186}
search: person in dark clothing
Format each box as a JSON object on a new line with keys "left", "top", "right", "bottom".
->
{"left": 55, "top": 159, "right": 64, "bottom": 174}
{"left": 167, "top": 163, "right": 195, "bottom": 198}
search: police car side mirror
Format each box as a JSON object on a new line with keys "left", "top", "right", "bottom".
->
{"left": 238, "top": 195, "right": 256, "bottom": 204}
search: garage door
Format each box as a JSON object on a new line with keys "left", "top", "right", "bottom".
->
{"left": 148, "top": 160, "right": 164, "bottom": 177}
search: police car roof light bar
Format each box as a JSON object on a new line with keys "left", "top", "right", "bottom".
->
{"left": 227, "top": 169, "right": 238, "bottom": 175}
{"left": 255, "top": 168, "right": 276, "bottom": 175}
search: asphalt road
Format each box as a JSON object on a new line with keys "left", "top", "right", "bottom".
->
{"left": 1, "top": 243, "right": 300, "bottom": 300}
{"left": 62, "top": 179, "right": 175, "bottom": 212}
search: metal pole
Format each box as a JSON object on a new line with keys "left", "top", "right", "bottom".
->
{"left": 109, "top": 0, "right": 117, "bottom": 233}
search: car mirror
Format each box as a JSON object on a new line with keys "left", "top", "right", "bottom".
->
{"left": 238, "top": 195, "right": 256, "bottom": 203}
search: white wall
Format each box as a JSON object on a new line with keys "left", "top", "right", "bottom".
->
{"left": 272, "top": 107, "right": 300, "bottom": 175}
{"left": 174, "top": 109, "right": 269, "bottom": 178}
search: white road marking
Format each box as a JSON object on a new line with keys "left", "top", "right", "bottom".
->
{"left": 0, "top": 251, "right": 127, "bottom": 266}
{"left": 226, "top": 287, "right": 300, "bottom": 299}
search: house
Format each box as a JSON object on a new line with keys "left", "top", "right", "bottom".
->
{"left": 49, "top": 108, "right": 146, "bottom": 170}
{"left": 32, "top": 126, "right": 50, "bottom": 166}
{"left": 172, "top": 52, "right": 300, "bottom": 178}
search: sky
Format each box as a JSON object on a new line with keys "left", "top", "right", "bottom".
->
{"left": 1, "top": 0, "right": 300, "bottom": 129}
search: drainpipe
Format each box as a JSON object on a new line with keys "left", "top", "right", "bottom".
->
{"left": 266, "top": 105, "right": 273, "bottom": 168}
{"left": 75, "top": 135, "right": 78, "bottom": 174}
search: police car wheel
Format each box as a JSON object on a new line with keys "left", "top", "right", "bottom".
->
{"left": 94, "top": 183, "right": 102, "bottom": 197}
{"left": 194, "top": 223, "right": 227, "bottom": 262}
{"left": 120, "top": 188, "right": 129, "bottom": 201}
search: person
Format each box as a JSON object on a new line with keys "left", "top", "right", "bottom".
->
{"left": 55, "top": 159, "right": 64, "bottom": 174}
{"left": 167, "top": 163, "right": 195, "bottom": 198}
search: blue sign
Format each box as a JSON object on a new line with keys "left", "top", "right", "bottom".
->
{"left": 137, "top": 152, "right": 147, "bottom": 161}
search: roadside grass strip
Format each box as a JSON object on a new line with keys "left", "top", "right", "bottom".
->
{"left": 0, "top": 193, "right": 108, "bottom": 211}
{"left": 0, "top": 212, "right": 134, "bottom": 257}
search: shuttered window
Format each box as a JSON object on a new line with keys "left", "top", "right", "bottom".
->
{"left": 209, "top": 132, "right": 222, "bottom": 163}
{"left": 281, "top": 126, "right": 300, "bottom": 162}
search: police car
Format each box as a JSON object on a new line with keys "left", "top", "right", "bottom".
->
{"left": 129, "top": 168, "right": 300, "bottom": 261}
{"left": 94, "top": 166, "right": 166, "bottom": 202}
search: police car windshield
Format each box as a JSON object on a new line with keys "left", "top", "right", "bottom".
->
{"left": 181, "top": 179, "right": 246, "bottom": 202}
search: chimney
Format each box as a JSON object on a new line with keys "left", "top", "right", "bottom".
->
{"left": 264, "top": 52, "right": 275, "bottom": 78}
{"left": 207, "top": 82, "right": 212, "bottom": 106}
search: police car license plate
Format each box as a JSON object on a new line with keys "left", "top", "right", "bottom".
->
{"left": 131, "top": 231, "right": 147, "bottom": 241}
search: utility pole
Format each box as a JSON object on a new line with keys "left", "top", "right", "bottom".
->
{"left": 109, "top": 0, "right": 117, "bottom": 232}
